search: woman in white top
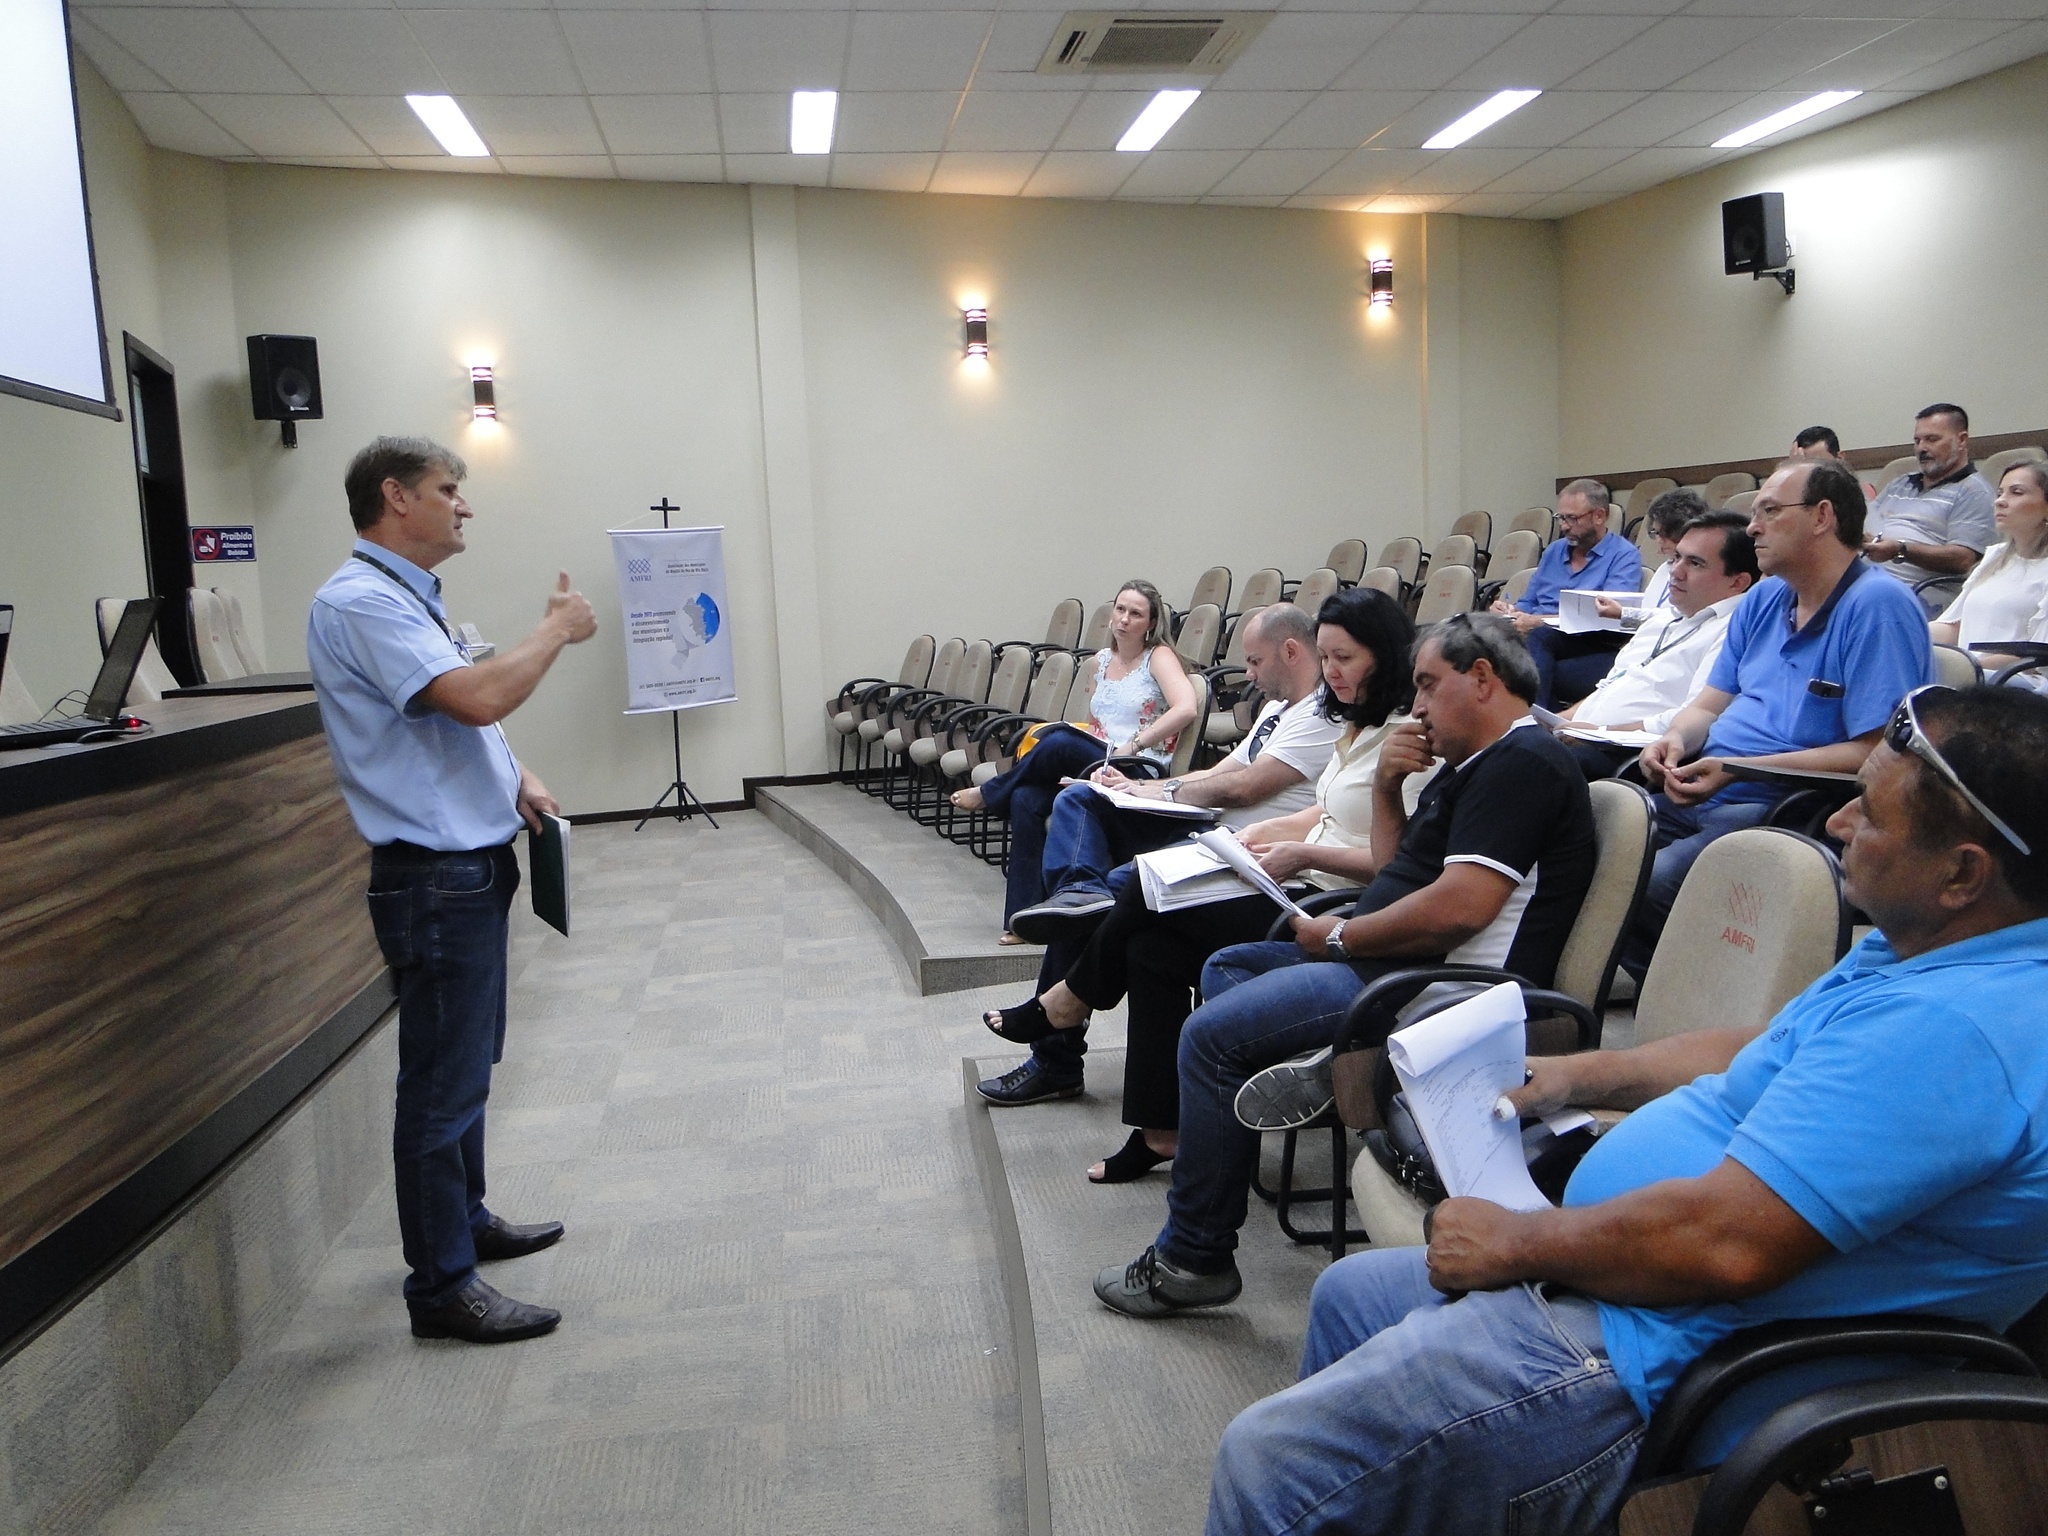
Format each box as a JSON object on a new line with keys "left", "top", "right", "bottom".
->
{"left": 1932, "top": 461, "right": 2048, "bottom": 663}
{"left": 978, "top": 589, "right": 1415, "bottom": 1181}
{"left": 953, "top": 581, "right": 1197, "bottom": 940}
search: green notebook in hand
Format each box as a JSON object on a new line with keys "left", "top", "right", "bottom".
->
{"left": 531, "top": 812, "right": 571, "bottom": 936}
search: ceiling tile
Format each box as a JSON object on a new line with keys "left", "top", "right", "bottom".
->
{"left": 120, "top": 92, "right": 251, "bottom": 154}
{"left": 1453, "top": 14, "right": 1663, "bottom": 90}
{"left": 706, "top": 11, "right": 849, "bottom": 93}
{"left": 71, "top": 19, "right": 171, "bottom": 91}
{"left": 1205, "top": 146, "right": 1348, "bottom": 195}
{"left": 1445, "top": 191, "right": 1545, "bottom": 216}
{"left": 380, "top": 156, "right": 504, "bottom": 174}
{"left": 394, "top": 0, "right": 549, "bottom": 11}
{"left": 1262, "top": 90, "right": 1425, "bottom": 149}
{"left": 590, "top": 94, "right": 721, "bottom": 155}
{"left": 1516, "top": 189, "right": 1617, "bottom": 218}
{"left": 1112, "top": 148, "right": 1244, "bottom": 197}
{"left": 1336, "top": 14, "right": 1532, "bottom": 91}
{"left": 1393, "top": 144, "right": 1540, "bottom": 193}
{"left": 1303, "top": 146, "right": 1435, "bottom": 195}
{"left": 462, "top": 95, "right": 607, "bottom": 155}
{"left": 404, "top": 11, "right": 583, "bottom": 95}
{"left": 1563, "top": 88, "right": 1747, "bottom": 145}
{"left": 844, "top": 10, "right": 992, "bottom": 91}
{"left": 1050, "top": 89, "right": 1154, "bottom": 150}
{"left": 327, "top": 95, "right": 441, "bottom": 156}
{"left": 499, "top": 155, "right": 616, "bottom": 178}
{"left": 1561, "top": 15, "right": 1779, "bottom": 90}
{"left": 86, "top": 9, "right": 308, "bottom": 94}
{"left": 1284, "top": 194, "right": 1381, "bottom": 211}
{"left": 1220, "top": 11, "right": 1405, "bottom": 91}
{"left": 718, "top": 92, "right": 795, "bottom": 155}
{"left": 1478, "top": 143, "right": 1638, "bottom": 193}
{"left": 1569, "top": 144, "right": 1725, "bottom": 192}
{"left": 242, "top": 10, "right": 442, "bottom": 96}
{"left": 1359, "top": 192, "right": 1459, "bottom": 212}
{"left": 187, "top": 93, "right": 368, "bottom": 155}
{"left": 1879, "top": 19, "right": 2048, "bottom": 92}
{"left": 1159, "top": 90, "right": 1312, "bottom": 150}
{"left": 1545, "top": 0, "right": 1690, "bottom": 15}
{"left": 1019, "top": 149, "right": 1133, "bottom": 197}
{"left": 834, "top": 91, "right": 961, "bottom": 152}
{"left": 928, "top": 150, "right": 1041, "bottom": 195}
{"left": 944, "top": 89, "right": 1081, "bottom": 152}
{"left": 1800, "top": 20, "right": 2011, "bottom": 89}
{"left": 722, "top": 152, "right": 831, "bottom": 185}
{"left": 1668, "top": 17, "right": 1903, "bottom": 91}
{"left": 830, "top": 152, "right": 939, "bottom": 191}
{"left": 559, "top": 12, "right": 714, "bottom": 94}
{"left": 614, "top": 153, "right": 725, "bottom": 181}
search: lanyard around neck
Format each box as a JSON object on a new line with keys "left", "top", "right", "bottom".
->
{"left": 352, "top": 550, "right": 455, "bottom": 644}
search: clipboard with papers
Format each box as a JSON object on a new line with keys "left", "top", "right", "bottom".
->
{"left": 1530, "top": 704, "right": 1662, "bottom": 750}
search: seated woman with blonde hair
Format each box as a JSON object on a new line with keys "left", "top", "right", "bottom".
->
{"left": 1931, "top": 460, "right": 2048, "bottom": 670}
{"left": 953, "top": 580, "right": 1197, "bottom": 942}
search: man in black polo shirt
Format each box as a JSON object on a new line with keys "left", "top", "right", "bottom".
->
{"left": 1866, "top": 402, "right": 1996, "bottom": 614}
{"left": 1093, "top": 614, "right": 1597, "bottom": 1317}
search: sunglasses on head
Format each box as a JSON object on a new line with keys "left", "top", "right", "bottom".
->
{"left": 1885, "top": 685, "right": 2030, "bottom": 855}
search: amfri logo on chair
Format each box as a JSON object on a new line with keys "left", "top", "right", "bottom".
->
{"left": 1721, "top": 882, "right": 1766, "bottom": 953}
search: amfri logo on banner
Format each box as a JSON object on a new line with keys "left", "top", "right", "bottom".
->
{"left": 606, "top": 525, "right": 736, "bottom": 714}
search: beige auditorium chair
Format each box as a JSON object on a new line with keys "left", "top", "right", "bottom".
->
{"left": 187, "top": 588, "right": 247, "bottom": 682}
{"left": 1186, "top": 566, "right": 1231, "bottom": 617}
{"left": 1428, "top": 533, "right": 1476, "bottom": 577}
{"left": 215, "top": 588, "right": 264, "bottom": 673}
{"left": 832, "top": 634, "right": 935, "bottom": 774}
{"left": 1174, "top": 602, "right": 1224, "bottom": 668}
{"left": 1703, "top": 471, "right": 1756, "bottom": 506}
{"left": 95, "top": 597, "right": 181, "bottom": 704}
{"left": 1722, "top": 488, "right": 1757, "bottom": 519}
{"left": 1201, "top": 605, "right": 1268, "bottom": 756}
{"left": 1003, "top": 597, "right": 1082, "bottom": 659}
{"left": 881, "top": 639, "right": 992, "bottom": 809}
{"left": 1358, "top": 567, "right": 1402, "bottom": 600}
{"left": 1412, "top": 564, "right": 1475, "bottom": 624}
{"left": 1605, "top": 501, "right": 1627, "bottom": 538}
{"left": 1982, "top": 444, "right": 2046, "bottom": 482}
{"left": 1077, "top": 601, "right": 1113, "bottom": 653}
{"left": 947, "top": 649, "right": 1081, "bottom": 860}
{"left": 1351, "top": 824, "right": 1845, "bottom": 1251}
{"left": 1232, "top": 569, "right": 1284, "bottom": 622}
{"left": 1933, "top": 643, "right": 1983, "bottom": 689}
{"left": 909, "top": 642, "right": 1032, "bottom": 823}
{"left": 1292, "top": 567, "right": 1340, "bottom": 618}
{"left": 1621, "top": 478, "right": 1677, "bottom": 532}
{"left": 1499, "top": 567, "right": 1537, "bottom": 608}
{"left": 1377, "top": 538, "right": 1423, "bottom": 597}
{"left": 1510, "top": 507, "right": 1554, "bottom": 543}
{"left": 1477, "top": 530, "right": 1541, "bottom": 607}
{"left": 1876, "top": 455, "right": 1918, "bottom": 490}
{"left": 1449, "top": 510, "right": 1491, "bottom": 555}
{"left": 1325, "top": 539, "right": 1368, "bottom": 586}
{"left": 857, "top": 636, "right": 963, "bottom": 791}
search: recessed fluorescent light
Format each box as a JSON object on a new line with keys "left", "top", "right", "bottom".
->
{"left": 791, "top": 90, "right": 838, "bottom": 155}
{"left": 1117, "top": 90, "right": 1200, "bottom": 153}
{"left": 1712, "top": 90, "right": 1863, "bottom": 150}
{"left": 405, "top": 94, "right": 490, "bottom": 158}
{"left": 1422, "top": 89, "right": 1541, "bottom": 150}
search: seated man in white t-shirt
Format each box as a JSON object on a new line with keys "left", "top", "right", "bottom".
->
{"left": 1554, "top": 511, "right": 1759, "bottom": 780}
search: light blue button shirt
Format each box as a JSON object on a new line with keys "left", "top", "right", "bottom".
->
{"left": 307, "top": 539, "right": 524, "bottom": 851}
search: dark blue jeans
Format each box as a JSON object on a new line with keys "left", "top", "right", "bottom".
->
{"left": 366, "top": 840, "right": 519, "bottom": 1308}
{"left": 1040, "top": 780, "right": 1192, "bottom": 899}
{"left": 1523, "top": 624, "right": 1629, "bottom": 710}
{"left": 979, "top": 726, "right": 1107, "bottom": 924}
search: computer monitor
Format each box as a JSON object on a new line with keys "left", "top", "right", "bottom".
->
{"left": 82, "top": 598, "right": 158, "bottom": 719}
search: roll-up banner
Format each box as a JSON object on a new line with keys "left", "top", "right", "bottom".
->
{"left": 607, "top": 524, "right": 737, "bottom": 714}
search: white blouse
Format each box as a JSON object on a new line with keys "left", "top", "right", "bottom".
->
{"left": 1297, "top": 720, "right": 1434, "bottom": 891}
{"left": 1938, "top": 544, "right": 2048, "bottom": 652}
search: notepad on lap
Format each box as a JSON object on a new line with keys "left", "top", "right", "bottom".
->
{"left": 1057, "top": 778, "right": 1222, "bottom": 821}
{"left": 530, "top": 812, "right": 571, "bottom": 936}
{"left": 1385, "top": 982, "right": 1550, "bottom": 1213}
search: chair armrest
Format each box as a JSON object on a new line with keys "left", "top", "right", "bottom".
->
{"left": 1690, "top": 1373, "right": 2048, "bottom": 1536}
{"left": 1636, "top": 1314, "right": 2038, "bottom": 1480}
{"left": 1105, "top": 755, "right": 1164, "bottom": 779}
{"left": 1263, "top": 889, "right": 1362, "bottom": 939}
{"left": 1334, "top": 966, "right": 1598, "bottom": 1056}
{"left": 834, "top": 675, "right": 889, "bottom": 702}
{"left": 1971, "top": 641, "right": 2048, "bottom": 660}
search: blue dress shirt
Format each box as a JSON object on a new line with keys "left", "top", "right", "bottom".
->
{"left": 1516, "top": 531, "right": 1643, "bottom": 615}
{"left": 307, "top": 539, "right": 524, "bottom": 851}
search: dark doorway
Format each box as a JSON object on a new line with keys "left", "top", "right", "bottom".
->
{"left": 123, "top": 334, "right": 199, "bottom": 685}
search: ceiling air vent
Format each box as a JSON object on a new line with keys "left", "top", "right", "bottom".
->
{"left": 1036, "top": 11, "right": 1271, "bottom": 75}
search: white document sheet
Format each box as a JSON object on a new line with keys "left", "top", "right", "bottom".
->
{"left": 1191, "top": 830, "right": 1312, "bottom": 919}
{"left": 1385, "top": 981, "right": 1550, "bottom": 1212}
{"left": 1134, "top": 840, "right": 1243, "bottom": 913}
{"left": 1530, "top": 703, "right": 1663, "bottom": 750}
{"left": 1551, "top": 589, "right": 1643, "bottom": 635}
{"left": 1058, "top": 779, "right": 1222, "bottom": 821}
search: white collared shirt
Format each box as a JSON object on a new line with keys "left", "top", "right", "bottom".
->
{"left": 1571, "top": 595, "right": 1743, "bottom": 736}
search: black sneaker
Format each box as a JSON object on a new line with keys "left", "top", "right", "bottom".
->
{"left": 1233, "top": 1046, "right": 1337, "bottom": 1131}
{"left": 1094, "top": 1244, "right": 1242, "bottom": 1318}
{"left": 977, "top": 1058, "right": 1085, "bottom": 1106}
{"left": 1008, "top": 889, "right": 1116, "bottom": 944}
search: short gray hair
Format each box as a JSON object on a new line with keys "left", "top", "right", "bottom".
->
{"left": 1248, "top": 602, "right": 1317, "bottom": 648}
{"left": 1417, "top": 612, "right": 1540, "bottom": 702}
{"left": 345, "top": 436, "right": 467, "bottom": 531}
{"left": 1560, "top": 477, "right": 1612, "bottom": 511}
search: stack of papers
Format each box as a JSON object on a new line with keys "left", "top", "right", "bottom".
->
{"left": 1548, "top": 589, "right": 1645, "bottom": 635}
{"left": 1058, "top": 778, "right": 1222, "bottom": 821}
{"left": 1531, "top": 704, "right": 1662, "bottom": 750}
{"left": 1134, "top": 830, "right": 1314, "bottom": 917}
{"left": 1385, "top": 982, "right": 1550, "bottom": 1212}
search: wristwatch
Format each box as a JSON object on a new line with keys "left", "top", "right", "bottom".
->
{"left": 1161, "top": 778, "right": 1182, "bottom": 801}
{"left": 1324, "top": 922, "right": 1348, "bottom": 961}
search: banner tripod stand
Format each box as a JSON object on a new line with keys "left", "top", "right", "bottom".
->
{"left": 634, "top": 496, "right": 719, "bottom": 833}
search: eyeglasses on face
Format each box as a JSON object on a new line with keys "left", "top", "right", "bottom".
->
{"left": 1884, "top": 685, "right": 2030, "bottom": 855}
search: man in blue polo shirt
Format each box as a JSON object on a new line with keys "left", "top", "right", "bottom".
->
{"left": 1619, "top": 457, "right": 1932, "bottom": 976}
{"left": 309, "top": 436, "right": 597, "bottom": 1344}
{"left": 1207, "top": 685, "right": 2048, "bottom": 1536}
{"left": 1491, "top": 479, "right": 1643, "bottom": 708}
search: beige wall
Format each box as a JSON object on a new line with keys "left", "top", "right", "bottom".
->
{"left": 1560, "top": 52, "right": 2048, "bottom": 477}
{"left": 11, "top": 59, "right": 1565, "bottom": 811}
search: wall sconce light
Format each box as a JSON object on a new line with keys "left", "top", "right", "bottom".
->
{"left": 470, "top": 365, "right": 497, "bottom": 420}
{"left": 1369, "top": 257, "right": 1393, "bottom": 311}
{"left": 963, "top": 307, "right": 989, "bottom": 360}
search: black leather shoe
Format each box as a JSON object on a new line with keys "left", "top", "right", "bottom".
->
{"left": 410, "top": 1276, "right": 561, "bottom": 1343}
{"left": 473, "top": 1214, "right": 565, "bottom": 1262}
{"left": 977, "top": 1058, "right": 1084, "bottom": 1106}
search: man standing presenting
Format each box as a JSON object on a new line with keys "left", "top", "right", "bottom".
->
{"left": 1866, "top": 403, "right": 1996, "bottom": 614}
{"left": 1491, "top": 479, "right": 1643, "bottom": 708}
{"left": 308, "top": 436, "right": 597, "bottom": 1343}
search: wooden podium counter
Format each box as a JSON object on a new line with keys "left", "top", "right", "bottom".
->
{"left": 0, "top": 695, "right": 389, "bottom": 1348}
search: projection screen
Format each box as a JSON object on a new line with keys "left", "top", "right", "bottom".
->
{"left": 0, "top": 0, "right": 116, "bottom": 417}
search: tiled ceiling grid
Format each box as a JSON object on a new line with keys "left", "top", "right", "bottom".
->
{"left": 70, "top": 0, "right": 2048, "bottom": 216}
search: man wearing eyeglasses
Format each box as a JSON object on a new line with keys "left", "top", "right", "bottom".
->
{"left": 1491, "top": 479, "right": 1644, "bottom": 709}
{"left": 1618, "top": 458, "right": 1934, "bottom": 978}
{"left": 1207, "top": 685, "right": 2048, "bottom": 1536}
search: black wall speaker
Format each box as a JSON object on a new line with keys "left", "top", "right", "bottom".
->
{"left": 246, "top": 334, "right": 323, "bottom": 421}
{"left": 1722, "top": 193, "right": 1788, "bottom": 275}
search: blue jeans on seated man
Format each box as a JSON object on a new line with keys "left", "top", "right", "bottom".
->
{"left": 1523, "top": 623, "right": 1630, "bottom": 710}
{"left": 367, "top": 840, "right": 520, "bottom": 1309}
{"left": 976, "top": 726, "right": 1109, "bottom": 925}
{"left": 1208, "top": 1246, "right": 1642, "bottom": 1536}
{"left": 1618, "top": 790, "right": 1775, "bottom": 981}
{"left": 1150, "top": 941, "right": 1424, "bottom": 1274}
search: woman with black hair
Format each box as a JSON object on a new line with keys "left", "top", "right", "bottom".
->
{"left": 980, "top": 588, "right": 1417, "bottom": 1182}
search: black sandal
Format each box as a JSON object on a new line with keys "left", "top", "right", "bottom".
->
{"left": 984, "top": 997, "right": 1056, "bottom": 1045}
{"left": 1089, "top": 1129, "right": 1172, "bottom": 1184}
